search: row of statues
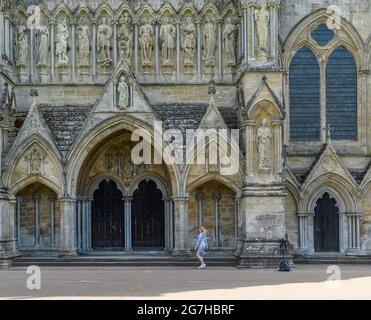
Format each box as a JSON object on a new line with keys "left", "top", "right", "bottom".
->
{"left": 15, "top": 6, "right": 270, "bottom": 74}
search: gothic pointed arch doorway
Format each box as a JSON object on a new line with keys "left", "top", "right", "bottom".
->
{"left": 132, "top": 179, "right": 165, "bottom": 249}
{"left": 314, "top": 192, "right": 340, "bottom": 252}
{"left": 91, "top": 179, "right": 124, "bottom": 249}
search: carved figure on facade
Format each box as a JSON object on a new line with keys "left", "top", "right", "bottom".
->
{"left": 139, "top": 17, "right": 154, "bottom": 67}
{"left": 202, "top": 16, "right": 216, "bottom": 66}
{"left": 254, "top": 4, "right": 270, "bottom": 60}
{"left": 15, "top": 22, "right": 28, "bottom": 67}
{"left": 26, "top": 146, "right": 46, "bottom": 175}
{"left": 55, "top": 18, "right": 69, "bottom": 67}
{"left": 118, "top": 13, "right": 133, "bottom": 66}
{"left": 77, "top": 18, "right": 91, "bottom": 67}
{"left": 223, "top": 16, "right": 236, "bottom": 66}
{"left": 181, "top": 16, "right": 196, "bottom": 68}
{"left": 256, "top": 118, "right": 272, "bottom": 171}
{"left": 97, "top": 17, "right": 113, "bottom": 66}
{"left": 160, "top": 16, "right": 176, "bottom": 67}
{"left": 117, "top": 75, "right": 130, "bottom": 110}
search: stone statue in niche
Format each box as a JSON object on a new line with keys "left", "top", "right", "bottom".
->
{"left": 139, "top": 17, "right": 154, "bottom": 67}
{"left": 254, "top": 4, "right": 270, "bottom": 60}
{"left": 118, "top": 13, "right": 133, "bottom": 66}
{"left": 223, "top": 17, "right": 236, "bottom": 66}
{"left": 106, "top": 148, "right": 119, "bottom": 173}
{"left": 26, "top": 147, "right": 45, "bottom": 175}
{"left": 55, "top": 18, "right": 69, "bottom": 67}
{"left": 15, "top": 22, "right": 28, "bottom": 67}
{"left": 202, "top": 16, "right": 216, "bottom": 66}
{"left": 256, "top": 119, "right": 272, "bottom": 171}
{"left": 97, "top": 17, "right": 113, "bottom": 66}
{"left": 181, "top": 16, "right": 196, "bottom": 68}
{"left": 117, "top": 75, "right": 129, "bottom": 110}
{"left": 160, "top": 16, "right": 176, "bottom": 67}
{"left": 77, "top": 18, "right": 91, "bottom": 68}
{"left": 34, "top": 22, "right": 49, "bottom": 68}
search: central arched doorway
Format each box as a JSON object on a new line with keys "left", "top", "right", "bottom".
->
{"left": 314, "top": 192, "right": 340, "bottom": 252}
{"left": 91, "top": 180, "right": 124, "bottom": 249}
{"left": 132, "top": 180, "right": 165, "bottom": 249}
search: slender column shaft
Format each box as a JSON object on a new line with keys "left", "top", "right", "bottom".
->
{"left": 0, "top": 10, "right": 4, "bottom": 66}
{"left": 176, "top": 20, "right": 180, "bottom": 80}
{"left": 217, "top": 19, "right": 222, "bottom": 79}
{"left": 213, "top": 193, "right": 221, "bottom": 247}
{"left": 16, "top": 197, "right": 21, "bottom": 245}
{"left": 49, "top": 196, "right": 56, "bottom": 246}
{"left": 172, "top": 197, "right": 190, "bottom": 253}
{"left": 196, "top": 20, "right": 201, "bottom": 78}
{"left": 113, "top": 20, "right": 118, "bottom": 66}
{"left": 155, "top": 21, "right": 160, "bottom": 75}
{"left": 123, "top": 197, "right": 132, "bottom": 251}
{"left": 50, "top": 20, "right": 55, "bottom": 80}
{"left": 29, "top": 28, "right": 34, "bottom": 82}
{"left": 71, "top": 21, "right": 76, "bottom": 81}
{"left": 33, "top": 195, "right": 41, "bottom": 247}
{"left": 92, "top": 20, "right": 97, "bottom": 78}
{"left": 133, "top": 20, "right": 139, "bottom": 74}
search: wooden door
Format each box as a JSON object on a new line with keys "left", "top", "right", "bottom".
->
{"left": 132, "top": 180, "right": 165, "bottom": 248}
{"left": 314, "top": 192, "right": 340, "bottom": 252}
{"left": 91, "top": 180, "right": 124, "bottom": 249}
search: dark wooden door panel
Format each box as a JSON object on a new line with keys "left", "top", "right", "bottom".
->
{"left": 314, "top": 192, "right": 340, "bottom": 252}
{"left": 92, "top": 180, "right": 124, "bottom": 249}
{"left": 132, "top": 180, "right": 165, "bottom": 248}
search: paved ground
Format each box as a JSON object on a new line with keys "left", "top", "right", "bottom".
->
{"left": 0, "top": 265, "right": 371, "bottom": 300}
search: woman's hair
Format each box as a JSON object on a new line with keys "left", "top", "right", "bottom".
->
{"left": 199, "top": 226, "right": 207, "bottom": 234}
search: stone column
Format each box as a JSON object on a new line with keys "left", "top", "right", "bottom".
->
{"left": 49, "top": 196, "right": 56, "bottom": 247}
{"left": 3, "top": 13, "right": 9, "bottom": 65}
{"left": 59, "top": 197, "right": 77, "bottom": 256}
{"left": 81, "top": 197, "right": 92, "bottom": 251}
{"left": 133, "top": 19, "right": 139, "bottom": 74}
{"left": 242, "top": 9, "right": 248, "bottom": 64}
{"left": 112, "top": 19, "right": 118, "bottom": 66}
{"left": 213, "top": 192, "right": 221, "bottom": 247}
{"left": 217, "top": 18, "right": 223, "bottom": 80}
{"left": 70, "top": 19, "right": 77, "bottom": 81}
{"left": 235, "top": 196, "right": 242, "bottom": 241}
{"left": 92, "top": 19, "right": 97, "bottom": 79}
{"left": 268, "top": 2, "right": 280, "bottom": 66}
{"left": 10, "top": 20, "right": 15, "bottom": 64}
{"left": 16, "top": 197, "right": 21, "bottom": 246}
{"left": 49, "top": 19, "right": 56, "bottom": 81}
{"left": 196, "top": 18, "right": 202, "bottom": 79}
{"left": 164, "top": 197, "right": 174, "bottom": 250}
{"left": 33, "top": 195, "right": 41, "bottom": 247}
{"left": 9, "top": 198, "right": 19, "bottom": 254}
{"left": 123, "top": 196, "right": 132, "bottom": 251}
{"left": 0, "top": 7, "right": 4, "bottom": 66}
{"left": 154, "top": 19, "right": 160, "bottom": 75}
{"left": 29, "top": 28, "right": 35, "bottom": 82}
{"left": 248, "top": 3, "right": 255, "bottom": 61}
{"left": 243, "top": 120, "right": 256, "bottom": 180}
{"left": 347, "top": 212, "right": 362, "bottom": 251}
{"left": 297, "top": 213, "right": 309, "bottom": 251}
{"left": 0, "top": 187, "right": 18, "bottom": 269}
{"left": 172, "top": 196, "right": 190, "bottom": 255}
{"left": 76, "top": 197, "right": 82, "bottom": 250}
{"left": 176, "top": 19, "right": 181, "bottom": 80}
{"left": 196, "top": 191, "right": 204, "bottom": 228}
{"left": 272, "top": 120, "right": 284, "bottom": 175}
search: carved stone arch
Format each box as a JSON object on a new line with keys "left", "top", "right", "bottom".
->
{"left": 283, "top": 8, "right": 365, "bottom": 71}
{"left": 53, "top": 4, "right": 72, "bottom": 20}
{"left": 200, "top": 2, "right": 220, "bottom": 20}
{"left": 14, "top": 6, "right": 28, "bottom": 20}
{"left": 248, "top": 99, "right": 283, "bottom": 121}
{"left": 75, "top": 4, "right": 93, "bottom": 21}
{"left": 4, "top": 135, "right": 63, "bottom": 189}
{"left": 304, "top": 173, "right": 358, "bottom": 213}
{"left": 66, "top": 115, "right": 181, "bottom": 197}
{"left": 137, "top": 5, "right": 156, "bottom": 21}
{"left": 116, "top": 4, "right": 135, "bottom": 21}
{"left": 88, "top": 174, "right": 127, "bottom": 198}
{"left": 158, "top": 3, "right": 177, "bottom": 19}
{"left": 94, "top": 3, "right": 114, "bottom": 20}
{"left": 285, "top": 178, "right": 303, "bottom": 212}
{"left": 286, "top": 41, "right": 322, "bottom": 69}
{"left": 129, "top": 174, "right": 169, "bottom": 197}
{"left": 179, "top": 4, "right": 198, "bottom": 20}
{"left": 323, "top": 41, "right": 361, "bottom": 69}
{"left": 221, "top": 3, "right": 236, "bottom": 19}
{"left": 366, "top": 35, "right": 371, "bottom": 67}
{"left": 308, "top": 187, "right": 346, "bottom": 214}
{"left": 186, "top": 173, "right": 241, "bottom": 197}
{"left": 9, "top": 175, "right": 62, "bottom": 199}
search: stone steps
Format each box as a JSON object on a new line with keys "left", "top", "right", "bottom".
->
{"left": 294, "top": 254, "right": 371, "bottom": 265}
{"left": 13, "top": 255, "right": 238, "bottom": 267}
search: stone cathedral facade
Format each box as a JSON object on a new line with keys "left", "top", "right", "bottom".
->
{"left": 0, "top": 0, "right": 370, "bottom": 268}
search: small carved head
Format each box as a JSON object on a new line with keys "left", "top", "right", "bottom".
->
{"left": 261, "top": 118, "right": 268, "bottom": 127}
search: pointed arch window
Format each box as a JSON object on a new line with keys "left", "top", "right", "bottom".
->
{"left": 289, "top": 45, "right": 358, "bottom": 142}
{"left": 289, "top": 46, "right": 321, "bottom": 141}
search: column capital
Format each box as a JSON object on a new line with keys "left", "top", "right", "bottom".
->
{"left": 241, "top": 119, "right": 257, "bottom": 127}
{"left": 297, "top": 212, "right": 310, "bottom": 217}
{"left": 58, "top": 196, "right": 77, "bottom": 204}
{"left": 216, "top": 18, "right": 224, "bottom": 26}
{"left": 49, "top": 19, "right": 56, "bottom": 26}
{"left": 32, "top": 195, "right": 42, "bottom": 201}
{"left": 91, "top": 19, "right": 97, "bottom": 26}
{"left": 132, "top": 19, "right": 140, "bottom": 26}
{"left": 122, "top": 196, "right": 133, "bottom": 202}
{"left": 172, "top": 196, "right": 191, "bottom": 203}
{"left": 69, "top": 19, "right": 77, "bottom": 27}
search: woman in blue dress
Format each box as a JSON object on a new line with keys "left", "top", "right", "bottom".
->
{"left": 194, "top": 226, "right": 208, "bottom": 269}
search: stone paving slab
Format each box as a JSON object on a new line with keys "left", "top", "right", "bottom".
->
{"left": 0, "top": 265, "right": 370, "bottom": 300}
